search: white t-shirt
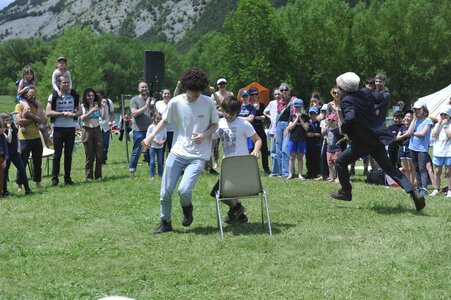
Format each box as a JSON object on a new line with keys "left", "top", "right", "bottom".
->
{"left": 156, "top": 100, "right": 173, "bottom": 132}
{"left": 214, "top": 117, "right": 256, "bottom": 157}
{"left": 433, "top": 123, "right": 451, "bottom": 157}
{"left": 99, "top": 99, "right": 114, "bottom": 131}
{"left": 164, "top": 94, "right": 219, "bottom": 160}
{"left": 146, "top": 123, "right": 167, "bottom": 149}
{"left": 263, "top": 100, "right": 278, "bottom": 135}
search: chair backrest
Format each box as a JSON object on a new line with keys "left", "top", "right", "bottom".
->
{"left": 39, "top": 130, "right": 54, "bottom": 157}
{"left": 219, "top": 155, "right": 263, "bottom": 198}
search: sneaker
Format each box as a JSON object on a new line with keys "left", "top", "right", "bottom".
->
{"left": 17, "top": 184, "right": 23, "bottom": 191}
{"left": 447, "top": 191, "right": 451, "bottom": 198}
{"left": 410, "top": 190, "right": 426, "bottom": 211}
{"left": 237, "top": 213, "right": 249, "bottom": 224}
{"left": 330, "top": 189, "right": 352, "bottom": 201}
{"left": 130, "top": 172, "right": 135, "bottom": 178}
{"left": 430, "top": 189, "right": 439, "bottom": 196}
{"left": 181, "top": 204, "right": 193, "bottom": 227}
{"left": 65, "top": 179, "right": 75, "bottom": 185}
{"left": 418, "top": 187, "right": 428, "bottom": 197}
{"left": 224, "top": 203, "right": 245, "bottom": 224}
{"left": 25, "top": 189, "right": 33, "bottom": 195}
{"left": 209, "top": 169, "right": 219, "bottom": 175}
{"left": 152, "top": 220, "right": 173, "bottom": 234}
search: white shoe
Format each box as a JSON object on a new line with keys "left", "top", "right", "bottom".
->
{"left": 447, "top": 191, "right": 451, "bottom": 198}
{"left": 430, "top": 189, "right": 439, "bottom": 196}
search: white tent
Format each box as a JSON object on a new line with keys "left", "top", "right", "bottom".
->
{"left": 418, "top": 84, "right": 451, "bottom": 118}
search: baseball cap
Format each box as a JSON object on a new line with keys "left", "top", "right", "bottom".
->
{"left": 57, "top": 56, "right": 67, "bottom": 62}
{"left": 320, "top": 104, "right": 328, "bottom": 111}
{"left": 440, "top": 105, "right": 451, "bottom": 117}
{"left": 327, "top": 114, "right": 338, "bottom": 121}
{"left": 249, "top": 87, "right": 258, "bottom": 94}
{"left": 293, "top": 99, "right": 303, "bottom": 107}
{"left": 240, "top": 89, "right": 249, "bottom": 97}
{"left": 308, "top": 107, "right": 319, "bottom": 114}
{"left": 412, "top": 101, "right": 424, "bottom": 109}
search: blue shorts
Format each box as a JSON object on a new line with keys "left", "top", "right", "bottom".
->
{"left": 288, "top": 140, "right": 306, "bottom": 154}
{"left": 398, "top": 146, "right": 411, "bottom": 160}
{"left": 432, "top": 156, "right": 451, "bottom": 166}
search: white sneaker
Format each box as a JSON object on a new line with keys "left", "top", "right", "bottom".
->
{"left": 430, "top": 189, "right": 439, "bottom": 196}
{"left": 447, "top": 191, "right": 451, "bottom": 198}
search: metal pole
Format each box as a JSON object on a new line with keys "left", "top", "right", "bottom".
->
{"left": 121, "top": 94, "right": 129, "bottom": 163}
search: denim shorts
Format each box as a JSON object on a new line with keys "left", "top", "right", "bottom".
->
{"left": 398, "top": 146, "right": 411, "bottom": 160}
{"left": 432, "top": 156, "right": 451, "bottom": 166}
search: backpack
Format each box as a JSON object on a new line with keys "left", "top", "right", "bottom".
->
{"left": 365, "top": 168, "right": 386, "bottom": 185}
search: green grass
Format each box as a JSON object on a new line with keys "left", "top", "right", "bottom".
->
{"left": 1, "top": 129, "right": 450, "bottom": 298}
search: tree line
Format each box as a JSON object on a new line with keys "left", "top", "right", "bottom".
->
{"left": 0, "top": 0, "right": 449, "bottom": 106}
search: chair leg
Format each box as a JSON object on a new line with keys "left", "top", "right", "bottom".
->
{"left": 263, "top": 192, "right": 272, "bottom": 236}
{"left": 260, "top": 196, "right": 265, "bottom": 229}
{"left": 215, "top": 196, "right": 225, "bottom": 240}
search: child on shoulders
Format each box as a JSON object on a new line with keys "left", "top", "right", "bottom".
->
{"left": 52, "top": 56, "right": 72, "bottom": 97}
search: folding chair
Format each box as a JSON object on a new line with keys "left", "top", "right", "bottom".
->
{"left": 215, "top": 155, "right": 272, "bottom": 239}
{"left": 28, "top": 131, "right": 55, "bottom": 177}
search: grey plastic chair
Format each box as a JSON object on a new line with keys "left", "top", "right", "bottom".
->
{"left": 215, "top": 155, "right": 272, "bottom": 239}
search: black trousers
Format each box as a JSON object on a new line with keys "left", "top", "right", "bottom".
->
{"left": 306, "top": 140, "right": 321, "bottom": 178}
{"left": 3, "top": 148, "right": 30, "bottom": 192}
{"left": 252, "top": 125, "right": 269, "bottom": 172}
{"left": 335, "top": 143, "right": 414, "bottom": 194}
{"left": 20, "top": 138, "right": 43, "bottom": 183}
{"left": 52, "top": 127, "right": 75, "bottom": 182}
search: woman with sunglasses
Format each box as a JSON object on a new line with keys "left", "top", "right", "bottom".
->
{"left": 249, "top": 87, "right": 270, "bottom": 174}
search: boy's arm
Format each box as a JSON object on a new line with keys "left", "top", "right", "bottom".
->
{"left": 250, "top": 133, "right": 262, "bottom": 158}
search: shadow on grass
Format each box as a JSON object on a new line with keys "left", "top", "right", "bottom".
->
{"left": 370, "top": 205, "right": 428, "bottom": 216}
{"left": 185, "top": 221, "right": 295, "bottom": 236}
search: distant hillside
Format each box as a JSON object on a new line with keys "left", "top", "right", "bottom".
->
{"left": 0, "top": 0, "right": 289, "bottom": 42}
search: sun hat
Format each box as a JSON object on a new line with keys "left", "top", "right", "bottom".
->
{"left": 216, "top": 77, "right": 227, "bottom": 85}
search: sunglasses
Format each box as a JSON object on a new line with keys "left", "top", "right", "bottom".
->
{"left": 280, "top": 89, "right": 289, "bottom": 92}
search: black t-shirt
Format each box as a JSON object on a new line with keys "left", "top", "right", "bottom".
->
{"left": 289, "top": 113, "right": 309, "bottom": 142}
{"left": 252, "top": 102, "right": 266, "bottom": 127}
{"left": 388, "top": 123, "right": 403, "bottom": 149}
{"left": 307, "top": 119, "right": 322, "bottom": 145}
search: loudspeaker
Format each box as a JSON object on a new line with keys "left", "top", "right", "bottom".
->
{"left": 144, "top": 50, "right": 165, "bottom": 83}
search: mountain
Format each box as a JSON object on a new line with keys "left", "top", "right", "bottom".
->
{"left": 0, "top": 0, "right": 223, "bottom": 42}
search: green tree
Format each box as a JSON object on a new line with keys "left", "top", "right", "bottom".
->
{"left": 279, "top": 0, "right": 353, "bottom": 101}
{"left": 220, "top": 0, "right": 291, "bottom": 92}
{"left": 352, "top": 0, "right": 451, "bottom": 102}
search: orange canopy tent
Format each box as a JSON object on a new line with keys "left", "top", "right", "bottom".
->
{"left": 237, "top": 82, "right": 270, "bottom": 106}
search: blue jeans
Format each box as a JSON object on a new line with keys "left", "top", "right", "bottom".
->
{"left": 129, "top": 130, "right": 146, "bottom": 172}
{"left": 274, "top": 121, "right": 290, "bottom": 176}
{"left": 149, "top": 147, "right": 164, "bottom": 177}
{"left": 102, "top": 129, "right": 111, "bottom": 163}
{"left": 269, "top": 133, "right": 280, "bottom": 175}
{"left": 160, "top": 153, "right": 206, "bottom": 222}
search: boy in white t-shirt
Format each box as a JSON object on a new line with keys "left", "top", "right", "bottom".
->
{"left": 142, "top": 67, "right": 219, "bottom": 234}
{"left": 210, "top": 96, "right": 262, "bottom": 224}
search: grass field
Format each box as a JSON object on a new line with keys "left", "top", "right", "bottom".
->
{"left": 1, "top": 97, "right": 450, "bottom": 299}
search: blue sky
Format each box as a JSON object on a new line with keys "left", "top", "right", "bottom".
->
{"left": 0, "top": 0, "right": 14, "bottom": 10}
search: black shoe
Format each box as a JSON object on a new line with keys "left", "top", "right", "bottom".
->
{"left": 182, "top": 204, "right": 193, "bottom": 227}
{"left": 363, "top": 169, "right": 369, "bottom": 176}
{"left": 25, "top": 189, "right": 33, "bottom": 195}
{"left": 330, "top": 189, "right": 352, "bottom": 201}
{"left": 224, "top": 203, "right": 245, "bottom": 224}
{"left": 237, "top": 213, "right": 249, "bottom": 224}
{"left": 410, "top": 190, "right": 426, "bottom": 211}
{"left": 65, "top": 179, "right": 75, "bottom": 185}
{"left": 152, "top": 220, "right": 173, "bottom": 234}
{"left": 209, "top": 169, "right": 219, "bottom": 175}
{"left": 3, "top": 191, "right": 10, "bottom": 197}
{"left": 51, "top": 179, "right": 59, "bottom": 186}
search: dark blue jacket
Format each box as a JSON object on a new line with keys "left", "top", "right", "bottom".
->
{"left": 340, "top": 88, "right": 394, "bottom": 154}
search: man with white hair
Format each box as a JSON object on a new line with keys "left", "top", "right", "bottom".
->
{"left": 330, "top": 72, "right": 425, "bottom": 211}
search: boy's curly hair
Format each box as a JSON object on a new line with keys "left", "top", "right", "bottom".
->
{"left": 180, "top": 67, "right": 209, "bottom": 91}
